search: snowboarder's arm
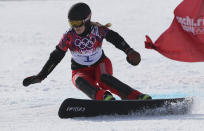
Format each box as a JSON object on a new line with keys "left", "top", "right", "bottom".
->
{"left": 105, "top": 30, "right": 130, "bottom": 53}
{"left": 37, "top": 46, "right": 66, "bottom": 79}
{"left": 105, "top": 30, "right": 141, "bottom": 66}
{"left": 23, "top": 47, "right": 66, "bottom": 87}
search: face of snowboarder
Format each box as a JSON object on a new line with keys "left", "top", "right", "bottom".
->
{"left": 73, "top": 24, "right": 86, "bottom": 35}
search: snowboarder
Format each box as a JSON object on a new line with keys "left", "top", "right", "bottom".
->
{"left": 23, "top": 2, "right": 152, "bottom": 101}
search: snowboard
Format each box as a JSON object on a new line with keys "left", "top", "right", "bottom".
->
{"left": 58, "top": 97, "right": 193, "bottom": 118}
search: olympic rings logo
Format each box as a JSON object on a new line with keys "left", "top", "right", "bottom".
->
{"left": 74, "top": 38, "right": 95, "bottom": 50}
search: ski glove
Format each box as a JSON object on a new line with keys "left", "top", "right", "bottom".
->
{"left": 126, "top": 48, "right": 141, "bottom": 66}
{"left": 23, "top": 75, "right": 43, "bottom": 87}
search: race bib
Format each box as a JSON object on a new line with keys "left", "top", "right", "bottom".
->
{"left": 71, "top": 48, "right": 103, "bottom": 66}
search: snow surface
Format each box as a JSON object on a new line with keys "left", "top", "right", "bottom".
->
{"left": 0, "top": 0, "right": 204, "bottom": 130}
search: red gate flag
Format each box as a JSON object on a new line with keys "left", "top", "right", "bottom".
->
{"left": 145, "top": 0, "right": 204, "bottom": 62}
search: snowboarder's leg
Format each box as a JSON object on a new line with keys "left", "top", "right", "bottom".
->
{"left": 95, "top": 57, "right": 141, "bottom": 99}
{"left": 95, "top": 57, "right": 151, "bottom": 100}
{"left": 102, "top": 74, "right": 152, "bottom": 100}
{"left": 72, "top": 68, "right": 114, "bottom": 100}
{"left": 100, "top": 74, "right": 142, "bottom": 100}
{"left": 95, "top": 58, "right": 122, "bottom": 98}
{"left": 74, "top": 76, "right": 98, "bottom": 99}
{"left": 101, "top": 74, "right": 152, "bottom": 100}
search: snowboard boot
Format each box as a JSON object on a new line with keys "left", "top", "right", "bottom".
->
{"left": 103, "top": 92, "right": 115, "bottom": 101}
{"left": 138, "top": 94, "right": 152, "bottom": 100}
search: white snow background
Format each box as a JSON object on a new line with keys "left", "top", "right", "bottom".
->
{"left": 0, "top": 0, "right": 204, "bottom": 130}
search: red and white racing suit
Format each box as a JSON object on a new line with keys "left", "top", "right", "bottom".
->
{"left": 56, "top": 25, "right": 141, "bottom": 100}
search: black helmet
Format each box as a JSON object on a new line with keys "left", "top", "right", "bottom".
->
{"left": 68, "top": 2, "right": 91, "bottom": 21}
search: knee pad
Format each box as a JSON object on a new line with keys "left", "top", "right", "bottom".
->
{"left": 75, "top": 77, "right": 98, "bottom": 99}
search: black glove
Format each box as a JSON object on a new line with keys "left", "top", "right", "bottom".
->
{"left": 23, "top": 75, "right": 43, "bottom": 87}
{"left": 126, "top": 48, "right": 141, "bottom": 66}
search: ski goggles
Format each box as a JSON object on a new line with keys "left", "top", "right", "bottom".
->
{"left": 69, "top": 20, "right": 84, "bottom": 27}
{"left": 69, "top": 13, "right": 91, "bottom": 27}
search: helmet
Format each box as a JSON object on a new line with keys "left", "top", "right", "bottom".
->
{"left": 68, "top": 3, "right": 91, "bottom": 27}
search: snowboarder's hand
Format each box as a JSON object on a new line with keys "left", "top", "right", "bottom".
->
{"left": 126, "top": 48, "right": 141, "bottom": 66}
{"left": 23, "top": 75, "right": 42, "bottom": 87}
